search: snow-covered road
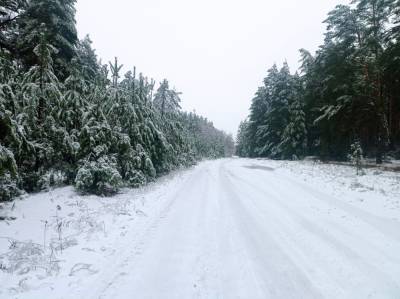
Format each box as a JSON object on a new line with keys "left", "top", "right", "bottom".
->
{"left": 1, "top": 158, "right": 400, "bottom": 299}
{"left": 87, "top": 158, "right": 400, "bottom": 299}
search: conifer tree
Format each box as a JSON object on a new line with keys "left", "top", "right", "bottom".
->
{"left": 247, "top": 86, "right": 268, "bottom": 157}
{"left": 279, "top": 96, "right": 307, "bottom": 160}
{"left": 153, "top": 79, "right": 181, "bottom": 117}
{"left": 76, "top": 35, "right": 100, "bottom": 83}
{"left": 236, "top": 120, "right": 250, "bottom": 157}
{"left": 0, "top": 0, "right": 27, "bottom": 52}
{"left": 348, "top": 141, "right": 364, "bottom": 175}
{"left": 239, "top": 0, "right": 400, "bottom": 163}
{"left": 17, "top": 0, "right": 78, "bottom": 77}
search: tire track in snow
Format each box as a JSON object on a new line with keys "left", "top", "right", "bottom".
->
{"left": 83, "top": 163, "right": 211, "bottom": 299}
{"left": 222, "top": 160, "right": 400, "bottom": 298}
{"left": 82, "top": 159, "right": 400, "bottom": 299}
{"left": 219, "top": 161, "right": 324, "bottom": 299}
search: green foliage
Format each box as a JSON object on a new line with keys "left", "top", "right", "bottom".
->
{"left": 238, "top": 0, "right": 400, "bottom": 163}
{"left": 17, "top": 0, "right": 78, "bottom": 77}
{"left": 240, "top": 63, "right": 306, "bottom": 160}
{"left": 0, "top": 0, "right": 232, "bottom": 200}
{"left": 153, "top": 79, "right": 181, "bottom": 117}
{"left": 0, "top": 145, "right": 20, "bottom": 200}
{"left": 279, "top": 96, "right": 307, "bottom": 160}
{"left": 75, "top": 156, "right": 122, "bottom": 196}
{"left": 236, "top": 120, "right": 250, "bottom": 157}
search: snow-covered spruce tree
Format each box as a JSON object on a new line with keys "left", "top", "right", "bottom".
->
{"left": 56, "top": 58, "right": 88, "bottom": 181}
{"left": 151, "top": 79, "right": 190, "bottom": 170}
{"left": 0, "top": 67, "right": 22, "bottom": 199}
{"left": 0, "top": 49, "right": 25, "bottom": 200}
{"left": 249, "top": 62, "right": 293, "bottom": 158}
{"left": 255, "top": 65, "right": 279, "bottom": 157}
{"left": 106, "top": 65, "right": 157, "bottom": 186}
{"left": 0, "top": 0, "right": 27, "bottom": 53}
{"left": 76, "top": 35, "right": 100, "bottom": 83}
{"left": 278, "top": 76, "right": 307, "bottom": 160}
{"left": 236, "top": 120, "right": 250, "bottom": 157}
{"left": 17, "top": 0, "right": 78, "bottom": 78}
{"left": 266, "top": 62, "right": 293, "bottom": 158}
{"left": 23, "top": 28, "right": 60, "bottom": 124}
{"left": 153, "top": 79, "right": 181, "bottom": 117}
{"left": 0, "top": 145, "right": 20, "bottom": 201}
{"left": 74, "top": 88, "right": 124, "bottom": 195}
{"left": 19, "top": 31, "right": 67, "bottom": 191}
{"left": 59, "top": 58, "right": 87, "bottom": 132}
{"left": 247, "top": 87, "right": 268, "bottom": 158}
{"left": 348, "top": 141, "right": 364, "bottom": 175}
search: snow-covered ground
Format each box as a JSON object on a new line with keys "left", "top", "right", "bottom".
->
{"left": 1, "top": 158, "right": 400, "bottom": 299}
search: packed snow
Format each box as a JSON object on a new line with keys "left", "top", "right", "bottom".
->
{"left": 1, "top": 158, "right": 400, "bottom": 298}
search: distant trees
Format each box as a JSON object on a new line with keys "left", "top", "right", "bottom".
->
{"left": 237, "top": 0, "right": 400, "bottom": 163}
{"left": 0, "top": 0, "right": 233, "bottom": 200}
{"left": 236, "top": 120, "right": 250, "bottom": 157}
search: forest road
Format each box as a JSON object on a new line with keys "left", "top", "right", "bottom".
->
{"left": 88, "top": 158, "right": 400, "bottom": 299}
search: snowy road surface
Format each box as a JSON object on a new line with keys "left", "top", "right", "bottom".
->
{"left": 1, "top": 158, "right": 400, "bottom": 298}
{"left": 87, "top": 159, "right": 400, "bottom": 299}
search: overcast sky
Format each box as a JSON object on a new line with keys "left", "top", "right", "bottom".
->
{"left": 76, "top": 0, "right": 347, "bottom": 136}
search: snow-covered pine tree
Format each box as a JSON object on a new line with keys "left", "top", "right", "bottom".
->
{"left": 348, "top": 141, "right": 364, "bottom": 175}
{"left": 153, "top": 79, "right": 181, "bottom": 117}
{"left": 251, "top": 63, "right": 292, "bottom": 158}
{"left": 17, "top": 0, "right": 78, "bottom": 78}
{"left": 75, "top": 98, "right": 124, "bottom": 195}
{"left": 278, "top": 75, "right": 307, "bottom": 160}
{"left": 0, "top": 0, "right": 27, "bottom": 53}
{"left": 23, "top": 28, "right": 60, "bottom": 124}
{"left": 236, "top": 120, "right": 250, "bottom": 157}
{"left": 0, "top": 144, "right": 20, "bottom": 200}
{"left": 279, "top": 98, "right": 307, "bottom": 160}
{"left": 18, "top": 30, "right": 68, "bottom": 191}
{"left": 76, "top": 35, "right": 100, "bottom": 83}
{"left": 0, "top": 54, "right": 23, "bottom": 199}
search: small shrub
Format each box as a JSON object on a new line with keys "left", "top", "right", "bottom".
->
{"left": 0, "top": 173, "right": 21, "bottom": 201}
{"left": 126, "top": 169, "right": 146, "bottom": 188}
{"left": 75, "top": 156, "right": 122, "bottom": 195}
{"left": 348, "top": 141, "right": 364, "bottom": 175}
{"left": 38, "top": 170, "right": 67, "bottom": 190}
{"left": 0, "top": 146, "right": 21, "bottom": 201}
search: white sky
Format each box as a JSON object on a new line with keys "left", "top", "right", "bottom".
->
{"left": 76, "top": 0, "right": 348, "bottom": 136}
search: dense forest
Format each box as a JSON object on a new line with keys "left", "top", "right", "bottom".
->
{"left": 0, "top": 0, "right": 234, "bottom": 201}
{"left": 237, "top": 0, "right": 400, "bottom": 163}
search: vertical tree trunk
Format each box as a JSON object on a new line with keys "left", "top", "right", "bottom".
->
{"left": 38, "top": 61, "right": 45, "bottom": 124}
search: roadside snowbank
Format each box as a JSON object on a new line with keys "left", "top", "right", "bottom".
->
{"left": 255, "top": 159, "right": 400, "bottom": 220}
{"left": 0, "top": 166, "right": 194, "bottom": 298}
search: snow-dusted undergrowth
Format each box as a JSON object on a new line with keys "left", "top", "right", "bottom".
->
{"left": 0, "top": 167, "right": 193, "bottom": 298}
{"left": 268, "top": 160, "right": 400, "bottom": 218}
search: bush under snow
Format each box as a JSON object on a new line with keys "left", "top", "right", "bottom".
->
{"left": 75, "top": 156, "right": 122, "bottom": 196}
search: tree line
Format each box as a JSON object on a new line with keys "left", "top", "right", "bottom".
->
{"left": 237, "top": 0, "right": 400, "bottom": 163}
{"left": 0, "top": 0, "right": 234, "bottom": 201}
